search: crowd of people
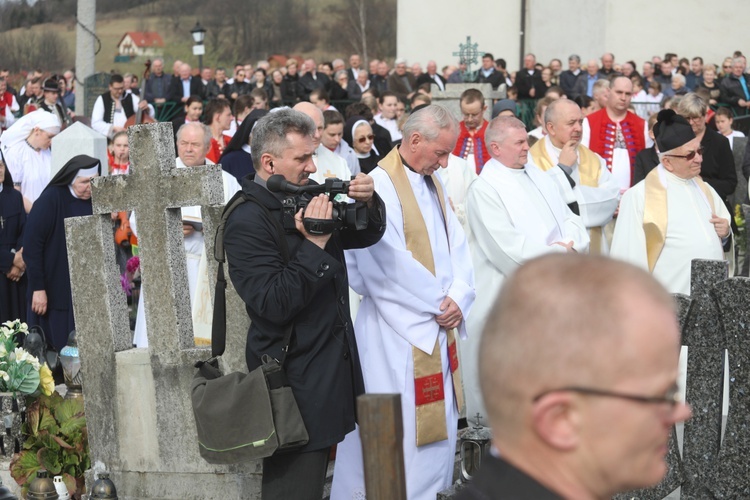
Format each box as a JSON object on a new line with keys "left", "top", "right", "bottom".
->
{"left": 0, "top": 46, "right": 746, "bottom": 499}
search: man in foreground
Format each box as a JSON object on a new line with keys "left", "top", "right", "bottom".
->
{"left": 331, "top": 105, "right": 475, "bottom": 500}
{"left": 458, "top": 253, "right": 692, "bottom": 499}
{"left": 224, "top": 109, "right": 385, "bottom": 499}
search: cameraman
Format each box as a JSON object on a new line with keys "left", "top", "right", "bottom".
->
{"left": 223, "top": 108, "right": 385, "bottom": 499}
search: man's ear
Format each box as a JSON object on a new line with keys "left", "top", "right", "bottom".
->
{"left": 408, "top": 132, "right": 422, "bottom": 153}
{"left": 530, "top": 392, "right": 581, "bottom": 451}
{"left": 259, "top": 153, "right": 275, "bottom": 176}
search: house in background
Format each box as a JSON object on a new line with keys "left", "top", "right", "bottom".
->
{"left": 116, "top": 31, "right": 164, "bottom": 62}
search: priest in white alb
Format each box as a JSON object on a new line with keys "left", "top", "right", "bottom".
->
{"left": 610, "top": 109, "right": 732, "bottom": 295}
{"left": 331, "top": 105, "right": 475, "bottom": 500}
{"left": 463, "top": 115, "right": 589, "bottom": 424}
{"left": 527, "top": 98, "right": 620, "bottom": 255}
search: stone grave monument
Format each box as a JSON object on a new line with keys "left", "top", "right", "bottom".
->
{"left": 83, "top": 72, "right": 111, "bottom": 119}
{"left": 50, "top": 122, "right": 108, "bottom": 178}
{"left": 430, "top": 83, "right": 505, "bottom": 123}
{"left": 65, "top": 122, "right": 256, "bottom": 498}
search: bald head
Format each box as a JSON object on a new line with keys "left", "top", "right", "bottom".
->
{"left": 480, "top": 254, "right": 675, "bottom": 438}
{"left": 293, "top": 101, "right": 324, "bottom": 148}
{"left": 179, "top": 63, "right": 192, "bottom": 80}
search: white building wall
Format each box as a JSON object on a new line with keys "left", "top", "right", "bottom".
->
{"left": 399, "top": 0, "right": 750, "bottom": 74}
{"left": 397, "top": 0, "right": 521, "bottom": 72}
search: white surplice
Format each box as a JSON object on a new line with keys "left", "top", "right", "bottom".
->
{"left": 331, "top": 164, "right": 475, "bottom": 500}
{"left": 133, "top": 158, "right": 241, "bottom": 348}
{"left": 463, "top": 158, "right": 590, "bottom": 423}
{"left": 527, "top": 137, "right": 621, "bottom": 254}
{"left": 437, "top": 154, "right": 477, "bottom": 235}
{"left": 610, "top": 165, "right": 730, "bottom": 295}
{"left": 3, "top": 141, "right": 51, "bottom": 204}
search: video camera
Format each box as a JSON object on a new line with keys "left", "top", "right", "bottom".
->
{"left": 267, "top": 175, "right": 368, "bottom": 235}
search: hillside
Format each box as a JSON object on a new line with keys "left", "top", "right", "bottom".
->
{"left": 0, "top": 0, "right": 396, "bottom": 79}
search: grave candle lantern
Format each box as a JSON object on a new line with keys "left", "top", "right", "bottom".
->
{"left": 59, "top": 330, "right": 83, "bottom": 400}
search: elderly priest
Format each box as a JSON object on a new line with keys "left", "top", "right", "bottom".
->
{"left": 610, "top": 109, "right": 732, "bottom": 295}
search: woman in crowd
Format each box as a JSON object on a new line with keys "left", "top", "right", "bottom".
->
{"left": 219, "top": 109, "right": 268, "bottom": 183}
{"left": 344, "top": 117, "right": 379, "bottom": 174}
{"left": 283, "top": 59, "right": 302, "bottom": 103}
{"left": 698, "top": 64, "right": 721, "bottom": 106}
{"left": 330, "top": 70, "right": 349, "bottom": 101}
{"left": 268, "top": 69, "right": 287, "bottom": 108}
{"left": 540, "top": 67, "right": 554, "bottom": 95}
{"left": 0, "top": 158, "right": 26, "bottom": 324}
{"left": 676, "top": 93, "right": 736, "bottom": 206}
{"left": 24, "top": 155, "right": 100, "bottom": 351}
{"left": 0, "top": 110, "right": 60, "bottom": 213}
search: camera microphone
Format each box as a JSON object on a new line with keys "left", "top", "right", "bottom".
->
{"left": 267, "top": 174, "right": 303, "bottom": 194}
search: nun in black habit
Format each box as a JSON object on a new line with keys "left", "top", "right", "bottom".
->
{"left": 23, "top": 154, "right": 100, "bottom": 351}
{"left": 218, "top": 108, "right": 268, "bottom": 183}
{"left": 0, "top": 155, "right": 27, "bottom": 323}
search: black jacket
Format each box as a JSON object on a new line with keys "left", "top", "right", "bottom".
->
{"left": 515, "top": 69, "right": 544, "bottom": 99}
{"left": 632, "top": 146, "right": 660, "bottom": 186}
{"left": 224, "top": 176, "right": 386, "bottom": 452}
{"left": 205, "top": 80, "right": 230, "bottom": 100}
{"left": 298, "top": 72, "right": 331, "bottom": 100}
{"left": 559, "top": 70, "right": 585, "bottom": 99}
{"left": 700, "top": 128, "right": 737, "bottom": 203}
{"left": 473, "top": 69, "right": 504, "bottom": 90}
{"left": 455, "top": 454, "right": 562, "bottom": 500}
{"left": 720, "top": 73, "right": 750, "bottom": 116}
{"left": 166, "top": 75, "right": 205, "bottom": 103}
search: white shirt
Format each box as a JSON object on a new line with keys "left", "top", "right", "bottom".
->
{"left": 91, "top": 93, "right": 141, "bottom": 138}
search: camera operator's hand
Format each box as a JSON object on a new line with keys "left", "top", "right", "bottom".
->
{"left": 348, "top": 173, "right": 375, "bottom": 207}
{"left": 296, "top": 194, "right": 334, "bottom": 249}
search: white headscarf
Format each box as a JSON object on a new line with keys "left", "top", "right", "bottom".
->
{"left": 0, "top": 110, "right": 61, "bottom": 152}
{"left": 350, "top": 119, "right": 376, "bottom": 158}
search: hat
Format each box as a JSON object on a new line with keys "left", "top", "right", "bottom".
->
{"left": 42, "top": 78, "right": 59, "bottom": 92}
{"left": 492, "top": 99, "right": 517, "bottom": 118}
{"left": 654, "top": 109, "right": 695, "bottom": 152}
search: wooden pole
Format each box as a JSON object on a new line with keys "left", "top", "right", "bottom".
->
{"left": 357, "top": 394, "right": 407, "bottom": 500}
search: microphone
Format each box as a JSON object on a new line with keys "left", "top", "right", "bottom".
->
{"left": 267, "top": 174, "right": 303, "bottom": 194}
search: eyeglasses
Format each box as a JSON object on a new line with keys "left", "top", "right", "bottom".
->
{"left": 357, "top": 134, "right": 375, "bottom": 143}
{"left": 533, "top": 385, "right": 683, "bottom": 407}
{"left": 111, "top": 86, "right": 124, "bottom": 91}
{"left": 665, "top": 146, "right": 704, "bottom": 161}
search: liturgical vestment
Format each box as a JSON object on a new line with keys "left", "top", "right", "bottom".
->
{"left": 331, "top": 148, "right": 475, "bottom": 500}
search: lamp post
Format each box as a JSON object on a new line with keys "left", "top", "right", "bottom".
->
{"left": 190, "top": 21, "right": 207, "bottom": 72}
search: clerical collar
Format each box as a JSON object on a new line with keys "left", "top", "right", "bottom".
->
{"left": 399, "top": 152, "right": 417, "bottom": 173}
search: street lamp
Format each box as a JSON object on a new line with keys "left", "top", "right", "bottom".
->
{"left": 190, "top": 21, "right": 207, "bottom": 72}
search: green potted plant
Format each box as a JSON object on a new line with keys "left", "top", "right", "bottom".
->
{"left": 9, "top": 393, "right": 89, "bottom": 498}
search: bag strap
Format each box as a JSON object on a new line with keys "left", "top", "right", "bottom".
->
{"left": 211, "top": 189, "right": 294, "bottom": 366}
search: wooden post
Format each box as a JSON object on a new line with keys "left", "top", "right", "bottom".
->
{"left": 357, "top": 394, "right": 407, "bottom": 500}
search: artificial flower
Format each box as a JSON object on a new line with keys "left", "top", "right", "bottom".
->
{"left": 39, "top": 363, "right": 55, "bottom": 396}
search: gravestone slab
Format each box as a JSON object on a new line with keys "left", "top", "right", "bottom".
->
{"left": 730, "top": 136, "right": 746, "bottom": 208}
{"left": 50, "top": 122, "right": 108, "bottom": 178}
{"left": 430, "top": 83, "right": 505, "bottom": 123}
{"left": 66, "top": 122, "right": 260, "bottom": 498}
{"left": 83, "top": 72, "right": 111, "bottom": 119}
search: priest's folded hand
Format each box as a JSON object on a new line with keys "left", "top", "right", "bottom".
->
{"left": 710, "top": 215, "right": 730, "bottom": 239}
{"left": 436, "top": 296, "right": 462, "bottom": 330}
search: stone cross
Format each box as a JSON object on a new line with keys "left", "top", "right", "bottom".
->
{"left": 65, "top": 122, "right": 258, "bottom": 497}
{"left": 430, "top": 83, "right": 505, "bottom": 123}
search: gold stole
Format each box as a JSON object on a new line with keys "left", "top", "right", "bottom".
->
{"left": 643, "top": 168, "right": 715, "bottom": 272}
{"left": 378, "top": 147, "right": 464, "bottom": 446}
{"left": 529, "top": 138, "right": 604, "bottom": 254}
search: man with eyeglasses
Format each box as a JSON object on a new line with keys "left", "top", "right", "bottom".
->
{"left": 91, "top": 73, "right": 146, "bottom": 139}
{"left": 719, "top": 57, "right": 750, "bottom": 116}
{"left": 456, "top": 253, "right": 692, "bottom": 499}
{"left": 452, "top": 89, "right": 490, "bottom": 173}
{"left": 611, "top": 109, "right": 732, "bottom": 295}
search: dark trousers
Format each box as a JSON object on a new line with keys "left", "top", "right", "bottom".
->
{"left": 261, "top": 447, "right": 331, "bottom": 500}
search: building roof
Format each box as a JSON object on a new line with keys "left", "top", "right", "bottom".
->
{"left": 118, "top": 32, "right": 165, "bottom": 48}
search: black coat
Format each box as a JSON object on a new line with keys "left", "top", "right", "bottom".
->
{"left": 720, "top": 73, "right": 750, "bottom": 116}
{"left": 632, "top": 146, "right": 660, "bottom": 186}
{"left": 455, "top": 454, "right": 562, "bottom": 500}
{"left": 298, "top": 72, "right": 331, "bottom": 99}
{"left": 417, "top": 72, "right": 447, "bottom": 90}
{"left": 473, "top": 69, "right": 504, "bottom": 90}
{"left": 700, "top": 128, "right": 737, "bottom": 203}
{"left": 166, "top": 75, "right": 205, "bottom": 103}
{"left": 515, "top": 69, "right": 545, "bottom": 99}
{"left": 224, "top": 176, "right": 386, "bottom": 452}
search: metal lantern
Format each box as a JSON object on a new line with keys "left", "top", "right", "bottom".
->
{"left": 459, "top": 413, "right": 492, "bottom": 483}
{"left": 59, "top": 330, "right": 82, "bottom": 400}
{"left": 26, "top": 470, "right": 58, "bottom": 500}
{"left": 0, "top": 476, "right": 18, "bottom": 500}
{"left": 89, "top": 472, "right": 117, "bottom": 500}
{"left": 190, "top": 22, "right": 206, "bottom": 44}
